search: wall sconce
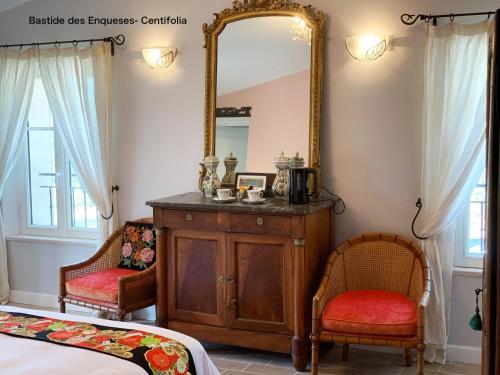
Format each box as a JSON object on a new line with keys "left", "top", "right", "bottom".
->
{"left": 142, "top": 47, "right": 178, "bottom": 69}
{"left": 345, "top": 35, "right": 390, "bottom": 62}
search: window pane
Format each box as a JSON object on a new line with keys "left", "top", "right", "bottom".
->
{"left": 28, "top": 79, "right": 53, "bottom": 128}
{"left": 70, "top": 165, "right": 98, "bottom": 229}
{"left": 467, "top": 170, "right": 486, "bottom": 257}
{"left": 28, "top": 130, "right": 57, "bottom": 227}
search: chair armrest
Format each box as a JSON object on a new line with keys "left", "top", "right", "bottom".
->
{"left": 312, "top": 273, "right": 332, "bottom": 339}
{"left": 312, "top": 250, "right": 343, "bottom": 320}
{"left": 118, "top": 264, "right": 157, "bottom": 309}
{"left": 419, "top": 290, "right": 430, "bottom": 310}
{"left": 119, "top": 264, "right": 156, "bottom": 285}
{"left": 419, "top": 273, "right": 431, "bottom": 311}
{"left": 60, "top": 246, "right": 108, "bottom": 274}
{"left": 416, "top": 275, "right": 431, "bottom": 342}
{"left": 416, "top": 289, "right": 430, "bottom": 343}
{"left": 313, "top": 279, "right": 327, "bottom": 316}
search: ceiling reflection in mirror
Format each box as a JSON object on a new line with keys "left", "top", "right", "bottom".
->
{"left": 215, "top": 16, "right": 311, "bottom": 176}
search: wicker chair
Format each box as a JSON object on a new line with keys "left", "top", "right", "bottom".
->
{"left": 59, "top": 218, "right": 156, "bottom": 321}
{"left": 311, "top": 233, "right": 430, "bottom": 375}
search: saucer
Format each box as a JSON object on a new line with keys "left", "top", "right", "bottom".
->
{"left": 243, "top": 198, "right": 266, "bottom": 205}
{"left": 213, "top": 196, "right": 236, "bottom": 203}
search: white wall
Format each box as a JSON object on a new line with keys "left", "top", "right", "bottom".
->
{"left": 448, "top": 272, "right": 483, "bottom": 362}
{"left": 0, "top": 0, "right": 494, "bottom": 362}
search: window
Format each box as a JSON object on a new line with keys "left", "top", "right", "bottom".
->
{"left": 454, "top": 169, "right": 486, "bottom": 268}
{"left": 468, "top": 171, "right": 486, "bottom": 257}
{"left": 20, "top": 78, "right": 98, "bottom": 239}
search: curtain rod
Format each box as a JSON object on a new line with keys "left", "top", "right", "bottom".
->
{"left": 401, "top": 11, "right": 494, "bottom": 25}
{"left": 1, "top": 34, "right": 125, "bottom": 55}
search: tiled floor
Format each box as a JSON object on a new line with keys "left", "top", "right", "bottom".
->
{"left": 205, "top": 344, "right": 481, "bottom": 374}
{"left": 7, "top": 303, "right": 481, "bottom": 375}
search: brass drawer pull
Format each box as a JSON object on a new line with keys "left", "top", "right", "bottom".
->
{"left": 218, "top": 275, "right": 225, "bottom": 283}
{"left": 225, "top": 299, "right": 237, "bottom": 310}
{"left": 227, "top": 276, "right": 234, "bottom": 284}
{"left": 186, "top": 213, "right": 193, "bottom": 221}
{"left": 256, "top": 217, "right": 264, "bottom": 226}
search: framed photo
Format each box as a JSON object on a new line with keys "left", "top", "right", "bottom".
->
{"left": 236, "top": 174, "right": 267, "bottom": 191}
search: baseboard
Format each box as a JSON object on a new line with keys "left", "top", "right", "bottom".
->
{"left": 446, "top": 344, "right": 482, "bottom": 365}
{"left": 9, "top": 290, "right": 91, "bottom": 313}
{"left": 351, "top": 343, "right": 481, "bottom": 365}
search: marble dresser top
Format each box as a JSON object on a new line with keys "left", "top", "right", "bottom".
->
{"left": 146, "top": 192, "right": 334, "bottom": 215}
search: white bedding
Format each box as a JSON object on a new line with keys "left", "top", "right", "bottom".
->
{"left": 0, "top": 306, "right": 220, "bottom": 375}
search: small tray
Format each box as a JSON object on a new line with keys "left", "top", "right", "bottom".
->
{"left": 242, "top": 198, "right": 266, "bottom": 205}
{"left": 213, "top": 197, "right": 236, "bottom": 204}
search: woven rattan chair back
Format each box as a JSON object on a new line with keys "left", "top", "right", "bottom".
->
{"left": 324, "top": 233, "right": 426, "bottom": 304}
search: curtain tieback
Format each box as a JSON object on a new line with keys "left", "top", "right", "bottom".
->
{"left": 101, "top": 185, "right": 119, "bottom": 220}
{"left": 411, "top": 198, "right": 428, "bottom": 240}
{"left": 469, "top": 288, "right": 483, "bottom": 331}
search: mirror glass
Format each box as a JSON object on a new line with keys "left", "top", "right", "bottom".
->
{"left": 215, "top": 16, "right": 311, "bottom": 175}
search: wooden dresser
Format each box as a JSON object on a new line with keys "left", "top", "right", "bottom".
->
{"left": 146, "top": 192, "right": 333, "bottom": 370}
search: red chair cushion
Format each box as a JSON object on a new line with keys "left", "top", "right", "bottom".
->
{"left": 65, "top": 268, "right": 139, "bottom": 304}
{"left": 321, "top": 290, "right": 417, "bottom": 337}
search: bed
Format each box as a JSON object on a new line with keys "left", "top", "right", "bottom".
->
{"left": 0, "top": 305, "right": 220, "bottom": 375}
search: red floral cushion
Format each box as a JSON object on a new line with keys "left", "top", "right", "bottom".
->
{"left": 117, "top": 222, "right": 156, "bottom": 270}
{"left": 321, "top": 290, "right": 417, "bottom": 337}
{"left": 65, "top": 268, "right": 138, "bottom": 303}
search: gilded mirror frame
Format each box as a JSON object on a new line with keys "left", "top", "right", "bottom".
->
{"left": 201, "top": 0, "right": 325, "bottom": 189}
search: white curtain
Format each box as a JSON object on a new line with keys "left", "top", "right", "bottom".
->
{"left": 0, "top": 49, "right": 35, "bottom": 304}
{"left": 36, "top": 44, "right": 116, "bottom": 245}
{"left": 419, "top": 21, "right": 490, "bottom": 363}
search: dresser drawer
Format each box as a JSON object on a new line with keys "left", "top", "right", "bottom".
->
{"left": 230, "top": 213, "right": 292, "bottom": 235}
{"left": 162, "top": 209, "right": 218, "bottom": 231}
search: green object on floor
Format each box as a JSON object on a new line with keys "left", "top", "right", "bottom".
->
{"left": 469, "top": 288, "right": 483, "bottom": 331}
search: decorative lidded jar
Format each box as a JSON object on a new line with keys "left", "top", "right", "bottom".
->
{"left": 272, "top": 151, "right": 291, "bottom": 199}
{"left": 221, "top": 152, "right": 238, "bottom": 186}
{"left": 202, "top": 155, "right": 221, "bottom": 197}
{"left": 289, "top": 152, "right": 305, "bottom": 168}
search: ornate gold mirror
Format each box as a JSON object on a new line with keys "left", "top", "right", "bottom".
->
{"left": 202, "top": 0, "right": 324, "bottom": 188}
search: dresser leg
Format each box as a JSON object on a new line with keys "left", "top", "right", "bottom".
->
{"left": 293, "top": 336, "right": 308, "bottom": 371}
{"left": 293, "top": 238, "right": 307, "bottom": 371}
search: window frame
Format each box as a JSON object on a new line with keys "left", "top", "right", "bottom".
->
{"left": 18, "top": 82, "right": 98, "bottom": 240}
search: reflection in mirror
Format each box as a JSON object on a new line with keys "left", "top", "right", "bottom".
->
{"left": 216, "top": 111, "right": 250, "bottom": 178}
{"left": 215, "top": 16, "right": 311, "bottom": 174}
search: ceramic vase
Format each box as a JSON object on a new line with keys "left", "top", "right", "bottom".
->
{"left": 272, "top": 151, "right": 291, "bottom": 200}
{"left": 221, "top": 152, "right": 238, "bottom": 187}
{"left": 202, "top": 155, "right": 221, "bottom": 197}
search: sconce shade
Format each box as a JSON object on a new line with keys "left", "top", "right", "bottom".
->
{"left": 142, "top": 47, "right": 178, "bottom": 69}
{"left": 345, "top": 35, "right": 390, "bottom": 62}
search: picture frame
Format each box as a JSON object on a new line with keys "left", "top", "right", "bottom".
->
{"left": 236, "top": 174, "right": 267, "bottom": 191}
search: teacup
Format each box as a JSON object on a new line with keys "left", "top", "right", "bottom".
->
{"left": 217, "top": 188, "right": 233, "bottom": 200}
{"left": 247, "top": 190, "right": 263, "bottom": 201}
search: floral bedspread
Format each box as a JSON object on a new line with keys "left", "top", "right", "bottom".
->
{"left": 0, "top": 311, "right": 195, "bottom": 375}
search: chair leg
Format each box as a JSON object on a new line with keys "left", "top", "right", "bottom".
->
{"left": 417, "top": 343, "right": 425, "bottom": 375}
{"left": 342, "top": 343, "right": 349, "bottom": 361}
{"left": 59, "top": 299, "right": 65, "bottom": 313}
{"left": 404, "top": 348, "right": 412, "bottom": 367}
{"left": 118, "top": 310, "right": 126, "bottom": 321}
{"left": 310, "top": 334, "right": 319, "bottom": 375}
